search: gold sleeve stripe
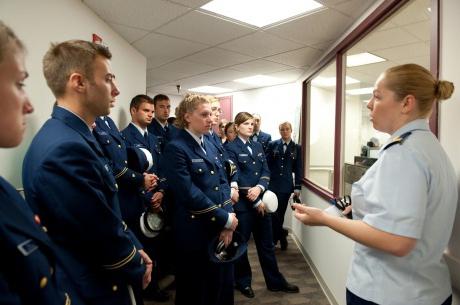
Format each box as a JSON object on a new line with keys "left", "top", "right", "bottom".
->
{"left": 222, "top": 199, "right": 232, "bottom": 207}
{"left": 261, "top": 176, "right": 270, "bottom": 180}
{"left": 114, "top": 167, "right": 128, "bottom": 179}
{"left": 190, "top": 205, "right": 218, "bottom": 215}
{"left": 103, "top": 246, "right": 137, "bottom": 270}
{"left": 159, "top": 178, "right": 167, "bottom": 182}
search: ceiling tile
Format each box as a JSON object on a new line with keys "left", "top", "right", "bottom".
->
{"left": 230, "top": 59, "right": 291, "bottom": 74}
{"left": 390, "top": 0, "right": 430, "bottom": 26}
{"left": 157, "top": 10, "right": 255, "bottom": 45}
{"left": 108, "top": 22, "right": 149, "bottom": 43}
{"left": 373, "top": 42, "right": 429, "bottom": 62}
{"left": 328, "top": 0, "right": 378, "bottom": 19}
{"left": 403, "top": 20, "right": 430, "bottom": 41}
{"left": 179, "top": 69, "right": 249, "bottom": 86}
{"left": 219, "top": 31, "right": 304, "bottom": 58}
{"left": 268, "top": 68, "right": 307, "bottom": 82}
{"left": 266, "top": 8, "right": 353, "bottom": 46}
{"left": 133, "top": 32, "right": 208, "bottom": 59}
{"left": 182, "top": 48, "right": 255, "bottom": 68}
{"left": 265, "top": 47, "right": 323, "bottom": 68}
{"left": 84, "top": 0, "right": 190, "bottom": 31}
{"left": 358, "top": 27, "right": 419, "bottom": 52}
{"left": 147, "top": 60, "right": 216, "bottom": 85}
{"left": 166, "top": 0, "right": 211, "bottom": 9}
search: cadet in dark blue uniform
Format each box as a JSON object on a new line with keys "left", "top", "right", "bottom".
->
{"left": 225, "top": 112, "right": 299, "bottom": 298}
{"left": 22, "top": 40, "right": 152, "bottom": 305}
{"left": 161, "top": 94, "right": 238, "bottom": 305}
{"left": 94, "top": 115, "right": 157, "bottom": 238}
{"left": 0, "top": 22, "right": 83, "bottom": 305}
{"left": 93, "top": 114, "right": 159, "bottom": 305}
{"left": 251, "top": 113, "right": 272, "bottom": 153}
{"left": 121, "top": 95, "right": 170, "bottom": 302}
{"left": 147, "top": 94, "right": 179, "bottom": 152}
{"left": 266, "top": 122, "right": 302, "bottom": 250}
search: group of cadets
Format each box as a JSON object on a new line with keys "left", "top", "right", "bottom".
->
{"left": 0, "top": 28, "right": 303, "bottom": 305}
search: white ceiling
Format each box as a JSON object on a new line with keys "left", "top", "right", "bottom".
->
{"left": 82, "top": 0, "right": 377, "bottom": 95}
{"left": 83, "top": 0, "right": 429, "bottom": 96}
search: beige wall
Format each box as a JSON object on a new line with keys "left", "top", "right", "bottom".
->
{"left": 0, "top": 0, "right": 146, "bottom": 187}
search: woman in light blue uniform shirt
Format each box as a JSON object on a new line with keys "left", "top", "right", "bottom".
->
{"left": 293, "top": 63, "right": 456, "bottom": 305}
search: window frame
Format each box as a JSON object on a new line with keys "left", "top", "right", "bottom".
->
{"left": 301, "top": 0, "right": 440, "bottom": 200}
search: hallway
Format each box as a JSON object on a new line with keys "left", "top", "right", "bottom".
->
{"left": 146, "top": 234, "right": 331, "bottom": 305}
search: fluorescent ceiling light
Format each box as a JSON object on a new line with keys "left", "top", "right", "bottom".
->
{"left": 346, "top": 87, "right": 374, "bottom": 95}
{"left": 188, "top": 86, "right": 230, "bottom": 94}
{"left": 201, "top": 0, "right": 323, "bottom": 28}
{"left": 312, "top": 76, "right": 359, "bottom": 87}
{"left": 347, "top": 52, "right": 386, "bottom": 67}
{"left": 234, "top": 75, "right": 284, "bottom": 86}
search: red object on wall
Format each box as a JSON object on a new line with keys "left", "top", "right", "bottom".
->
{"left": 218, "top": 96, "right": 233, "bottom": 122}
{"left": 92, "top": 33, "right": 103, "bottom": 44}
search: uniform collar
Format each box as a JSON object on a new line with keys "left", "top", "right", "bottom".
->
{"left": 185, "top": 128, "right": 203, "bottom": 146}
{"left": 155, "top": 118, "right": 168, "bottom": 128}
{"left": 130, "top": 122, "right": 147, "bottom": 135}
{"left": 391, "top": 119, "right": 429, "bottom": 138}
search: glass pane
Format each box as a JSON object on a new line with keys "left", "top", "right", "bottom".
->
{"left": 306, "top": 61, "right": 336, "bottom": 191}
{"left": 342, "top": 0, "right": 431, "bottom": 196}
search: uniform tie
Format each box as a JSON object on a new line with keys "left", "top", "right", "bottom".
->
{"left": 283, "top": 142, "right": 287, "bottom": 153}
{"left": 200, "top": 137, "right": 207, "bottom": 154}
{"left": 246, "top": 141, "right": 253, "bottom": 155}
{"left": 164, "top": 125, "right": 169, "bottom": 133}
{"left": 104, "top": 117, "right": 111, "bottom": 129}
{"left": 144, "top": 131, "right": 151, "bottom": 150}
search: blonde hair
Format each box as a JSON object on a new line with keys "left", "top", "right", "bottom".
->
{"left": 42, "top": 40, "right": 112, "bottom": 98}
{"left": 383, "top": 64, "right": 454, "bottom": 117}
{"left": 0, "top": 21, "right": 25, "bottom": 63}
{"left": 234, "top": 112, "right": 253, "bottom": 126}
{"left": 175, "top": 93, "right": 210, "bottom": 129}
{"left": 279, "top": 121, "right": 292, "bottom": 130}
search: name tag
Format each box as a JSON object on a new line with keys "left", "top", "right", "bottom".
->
{"left": 192, "top": 158, "right": 204, "bottom": 163}
{"left": 239, "top": 153, "right": 248, "bottom": 157}
{"left": 96, "top": 131, "right": 108, "bottom": 135}
{"left": 257, "top": 153, "right": 263, "bottom": 157}
{"left": 17, "top": 239, "right": 38, "bottom": 256}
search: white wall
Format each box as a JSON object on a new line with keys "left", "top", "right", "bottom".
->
{"left": 439, "top": 0, "right": 460, "bottom": 303}
{"left": 228, "top": 82, "right": 302, "bottom": 143}
{"left": 0, "top": 0, "right": 146, "bottom": 187}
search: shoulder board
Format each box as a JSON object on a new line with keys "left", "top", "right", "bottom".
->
{"left": 383, "top": 131, "right": 412, "bottom": 150}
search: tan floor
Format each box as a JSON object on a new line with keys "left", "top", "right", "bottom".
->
{"left": 145, "top": 235, "right": 331, "bottom": 305}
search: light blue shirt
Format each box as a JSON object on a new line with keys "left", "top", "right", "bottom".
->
{"left": 347, "top": 119, "right": 457, "bottom": 305}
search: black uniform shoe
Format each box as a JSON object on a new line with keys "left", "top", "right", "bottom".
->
{"left": 238, "top": 286, "right": 255, "bottom": 298}
{"left": 268, "top": 282, "right": 299, "bottom": 293}
{"left": 280, "top": 236, "right": 288, "bottom": 250}
{"left": 144, "top": 288, "right": 170, "bottom": 302}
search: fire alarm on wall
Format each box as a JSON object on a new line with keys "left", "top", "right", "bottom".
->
{"left": 92, "top": 33, "right": 103, "bottom": 44}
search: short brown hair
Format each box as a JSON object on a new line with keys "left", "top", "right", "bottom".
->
{"left": 42, "top": 40, "right": 112, "bottom": 98}
{"left": 175, "top": 93, "right": 209, "bottom": 129}
{"left": 234, "top": 112, "right": 253, "bottom": 126}
{"left": 0, "top": 21, "right": 25, "bottom": 63}
{"left": 153, "top": 94, "right": 169, "bottom": 106}
{"left": 383, "top": 64, "right": 454, "bottom": 117}
{"left": 130, "top": 94, "right": 153, "bottom": 110}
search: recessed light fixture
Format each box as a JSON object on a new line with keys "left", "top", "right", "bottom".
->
{"left": 201, "top": 0, "right": 323, "bottom": 28}
{"left": 312, "top": 76, "right": 360, "bottom": 87}
{"left": 346, "top": 87, "right": 374, "bottom": 95}
{"left": 234, "top": 75, "right": 284, "bottom": 86}
{"left": 188, "top": 85, "right": 231, "bottom": 94}
{"left": 347, "top": 52, "right": 386, "bottom": 67}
